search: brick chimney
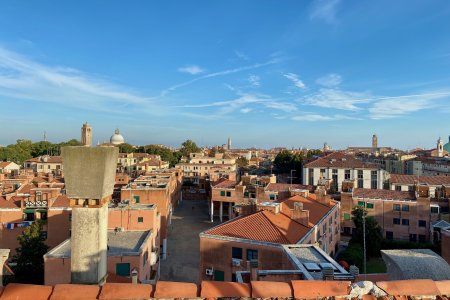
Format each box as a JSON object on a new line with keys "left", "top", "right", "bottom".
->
{"left": 291, "top": 202, "right": 309, "bottom": 227}
{"left": 315, "top": 186, "right": 331, "bottom": 206}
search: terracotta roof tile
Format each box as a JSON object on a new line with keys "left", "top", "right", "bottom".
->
{"left": 50, "top": 195, "right": 70, "bottom": 208}
{"left": 0, "top": 196, "right": 20, "bottom": 209}
{"left": 436, "top": 280, "right": 450, "bottom": 295}
{"left": 154, "top": 281, "right": 198, "bottom": 298}
{"left": 0, "top": 162, "right": 11, "bottom": 168}
{"left": 200, "top": 281, "right": 251, "bottom": 298}
{"left": 390, "top": 174, "right": 450, "bottom": 186}
{"left": 50, "top": 284, "right": 100, "bottom": 300}
{"left": 0, "top": 283, "right": 53, "bottom": 300}
{"left": 98, "top": 283, "right": 153, "bottom": 300}
{"left": 291, "top": 280, "right": 351, "bottom": 298}
{"left": 251, "top": 281, "right": 292, "bottom": 298}
{"left": 211, "top": 178, "right": 237, "bottom": 188}
{"left": 376, "top": 279, "right": 441, "bottom": 296}
{"left": 305, "top": 152, "right": 379, "bottom": 169}
{"left": 353, "top": 188, "right": 416, "bottom": 200}
{"left": 266, "top": 183, "right": 313, "bottom": 192}
{"left": 281, "top": 194, "right": 336, "bottom": 225}
{"left": 204, "top": 209, "right": 309, "bottom": 244}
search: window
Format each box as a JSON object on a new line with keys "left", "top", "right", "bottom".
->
{"left": 316, "top": 229, "right": 321, "bottom": 241}
{"left": 320, "top": 169, "right": 326, "bottom": 178}
{"left": 244, "top": 191, "right": 249, "bottom": 197}
{"left": 232, "top": 247, "right": 242, "bottom": 259}
{"left": 345, "top": 169, "right": 351, "bottom": 180}
{"left": 395, "top": 185, "right": 401, "bottom": 191}
{"left": 357, "top": 201, "right": 365, "bottom": 207}
{"left": 309, "top": 168, "right": 314, "bottom": 185}
{"left": 402, "top": 219, "right": 409, "bottom": 226}
{"left": 344, "top": 213, "right": 351, "bottom": 220}
{"left": 138, "top": 217, "right": 144, "bottom": 223}
{"left": 231, "top": 273, "right": 237, "bottom": 282}
{"left": 393, "top": 204, "right": 400, "bottom": 211}
{"left": 386, "top": 231, "right": 393, "bottom": 240}
{"left": 366, "top": 203, "right": 374, "bottom": 209}
{"left": 269, "top": 194, "right": 275, "bottom": 201}
{"left": 214, "top": 270, "right": 225, "bottom": 281}
{"left": 431, "top": 206, "right": 439, "bottom": 214}
{"left": 133, "top": 195, "right": 140, "bottom": 204}
{"left": 402, "top": 204, "right": 409, "bottom": 212}
{"left": 409, "top": 234, "right": 417, "bottom": 242}
{"left": 393, "top": 218, "right": 400, "bottom": 225}
{"left": 408, "top": 185, "right": 414, "bottom": 192}
{"left": 357, "top": 170, "right": 364, "bottom": 188}
{"left": 371, "top": 170, "right": 378, "bottom": 189}
{"left": 116, "top": 263, "right": 130, "bottom": 276}
{"left": 226, "top": 191, "right": 231, "bottom": 197}
{"left": 143, "top": 251, "right": 148, "bottom": 265}
{"left": 418, "top": 220, "right": 426, "bottom": 227}
{"left": 332, "top": 169, "right": 338, "bottom": 191}
{"left": 220, "top": 191, "right": 225, "bottom": 197}
{"left": 247, "top": 249, "right": 258, "bottom": 261}
{"left": 69, "top": 213, "right": 72, "bottom": 221}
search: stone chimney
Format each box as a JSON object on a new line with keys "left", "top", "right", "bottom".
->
{"left": 315, "top": 186, "right": 331, "bottom": 206}
{"left": 291, "top": 202, "right": 309, "bottom": 227}
{"left": 62, "top": 146, "right": 119, "bottom": 285}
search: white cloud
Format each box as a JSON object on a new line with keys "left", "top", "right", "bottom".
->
{"left": 240, "top": 107, "right": 253, "bottom": 113}
{"left": 0, "top": 47, "right": 148, "bottom": 113}
{"left": 248, "top": 75, "right": 260, "bottom": 87}
{"left": 177, "top": 65, "right": 205, "bottom": 75}
{"left": 301, "top": 88, "right": 372, "bottom": 111}
{"left": 368, "top": 91, "right": 450, "bottom": 119}
{"left": 234, "top": 50, "right": 249, "bottom": 61}
{"left": 310, "top": 0, "right": 341, "bottom": 24}
{"left": 316, "top": 73, "right": 342, "bottom": 87}
{"left": 284, "top": 73, "right": 306, "bottom": 89}
{"left": 161, "top": 58, "right": 281, "bottom": 96}
{"left": 292, "top": 114, "right": 360, "bottom": 122}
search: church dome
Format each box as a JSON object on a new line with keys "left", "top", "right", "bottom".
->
{"left": 110, "top": 129, "right": 125, "bottom": 145}
{"left": 444, "top": 135, "right": 450, "bottom": 153}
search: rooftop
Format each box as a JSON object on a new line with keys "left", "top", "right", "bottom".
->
{"left": 390, "top": 174, "right": 450, "bottom": 185}
{"left": 305, "top": 152, "right": 379, "bottom": 169}
{"left": 353, "top": 188, "right": 416, "bottom": 200}
{"left": 45, "top": 230, "right": 151, "bottom": 258}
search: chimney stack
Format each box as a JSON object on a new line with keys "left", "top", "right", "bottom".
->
{"left": 62, "top": 146, "right": 119, "bottom": 285}
{"left": 291, "top": 202, "right": 309, "bottom": 227}
{"left": 315, "top": 186, "right": 331, "bottom": 206}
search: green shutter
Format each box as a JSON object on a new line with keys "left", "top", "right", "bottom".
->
{"left": 344, "top": 213, "right": 351, "bottom": 220}
{"left": 366, "top": 203, "right": 374, "bottom": 209}
{"left": 220, "top": 191, "right": 225, "bottom": 196}
{"left": 357, "top": 201, "right": 365, "bottom": 207}
{"left": 133, "top": 195, "right": 140, "bottom": 203}
{"left": 214, "top": 270, "right": 225, "bottom": 281}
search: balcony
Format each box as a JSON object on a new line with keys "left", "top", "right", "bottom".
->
{"left": 24, "top": 199, "right": 48, "bottom": 208}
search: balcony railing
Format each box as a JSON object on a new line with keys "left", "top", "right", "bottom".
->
{"left": 24, "top": 199, "right": 48, "bottom": 208}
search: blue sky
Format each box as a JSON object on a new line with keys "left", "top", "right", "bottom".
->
{"left": 1, "top": 0, "right": 450, "bottom": 149}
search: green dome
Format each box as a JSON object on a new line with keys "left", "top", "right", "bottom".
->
{"left": 444, "top": 136, "right": 450, "bottom": 153}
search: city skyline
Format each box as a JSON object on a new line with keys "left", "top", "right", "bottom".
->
{"left": 1, "top": 1, "right": 450, "bottom": 149}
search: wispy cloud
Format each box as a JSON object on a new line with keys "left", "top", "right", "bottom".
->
{"left": 182, "top": 93, "right": 297, "bottom": 117}
{"left": 292, "top": 114, "right": 360, "bottom": 122}
{"left": 248, "top": 74, "right": 260, "bottom": 87}
{"left": 240, "top": 107, "right": 253, "bottom": 113}
{"left": 160, "top": 58, "right": 281, "bottom": 97}
{"left": 0, "top": 47, "right": 148, "bottom": 113}
{"left": 310, "top": 0, "right": 341, "bottom": 24}
{"left": 177, "top": 65, "right": 205, "bottom": 75}
{"left": 301, "top": 88, "right": 372, "bottom": 111}
{"left": 284, "top": 72, "right": 306, "bottom": 89}
{"left": 368, "top": 91, "right": 450, "bottom": 119}
{"left": 234, "top": 50, "right": 249, "bottom": 61}
{"left": 316, "top": 73, "right": 342, "bottom": 87}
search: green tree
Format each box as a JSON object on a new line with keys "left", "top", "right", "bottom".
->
{"left": 12, "top": 221, "right": 49, "bottom": 284}
{"left": 351, "top": 206, "right": 383, "bottom": 257}
{"left": 273, "top": 150, "right": 304, "bottom": 182}
{"left": 31, "top": 141, "right": 53, "bottom": 157}
{"left": 118, "top": 143, "right": 135, "bottom": 153}
{"left": 179, "top": 139, "right": 201, "bottom": 158}
{"left": 236, "top": 157, "right": 249, "bottom": 168}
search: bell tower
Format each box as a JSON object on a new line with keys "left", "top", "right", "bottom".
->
{"left": 437, "top": 137, "right": 444, "bottom": 157}
{"left": 81, "top": 122, "right": 92, "bottom": 147}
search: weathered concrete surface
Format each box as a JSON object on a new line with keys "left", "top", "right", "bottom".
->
{"left": 159, "top": 199, "right": 215, "bottom": 283}
{"left": 0, "top": 249, "right": 10, "bottom": 286}
{"left": 71, "top": 206, "right": 108, "bottom": 284}
{"left": 61, "top": 147, "right": 119, "bottom": 199}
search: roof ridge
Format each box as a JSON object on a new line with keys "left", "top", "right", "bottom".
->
{"left": 260, "top": 210, "right": 292, "bottom": 243}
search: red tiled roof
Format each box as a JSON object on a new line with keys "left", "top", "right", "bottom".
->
{"left": 266, "top": 183, "right": 313, "bottom": 192}
{"left": 353, "top": 188, "right": 416, "bottom": 200}
{"left": 390, "top": 174, "right": 450, "bottom": 186}
{"left": 50, "top": 195, "right": 70, "bottom": 208}
{"left": 0, "top": 196, "right": 20, "bottom": 209}
{"left": 305, "top": 152, "right": 379, "bottom": 169}
{"left": 211, "top": 178, "right": 237, "bottom": 189}
{"left": 0, "top": 280, "right": 450, "bottom": 299}
{"left": 204, "top": 209, "right": 309, "bottom": 244}
{"left": 0, "top": 162, "right": 11, "bottom": 168}
{"left": 281, "top": 194, "right": 337, "bottom": 225}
